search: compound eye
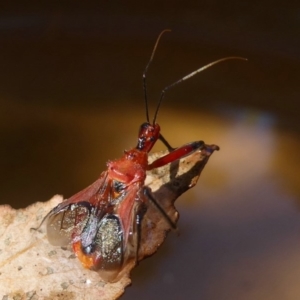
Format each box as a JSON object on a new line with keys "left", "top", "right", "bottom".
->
{"left": 141, "top": 122, "right": 150, "bottom": 129}
{"left": 138, "top": 122, "right": 150, "bottom": 135}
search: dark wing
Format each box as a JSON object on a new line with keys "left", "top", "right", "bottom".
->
{"left": 92, "top": 182, "right": 146, "bottom": 281}
{"left": 46, "top": 172, "right": 110, "bottom": 246}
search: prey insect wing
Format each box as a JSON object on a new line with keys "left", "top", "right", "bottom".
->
{"left": 46, "top": 172, "right": 109, "bottom": 247}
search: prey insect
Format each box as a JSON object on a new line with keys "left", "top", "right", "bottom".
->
{"left": 37, "top": 30, "right": 245, "bottom": 282}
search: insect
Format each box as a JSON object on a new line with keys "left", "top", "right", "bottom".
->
{"left": 38, "top": 30, "right": 245, "bottom": 282}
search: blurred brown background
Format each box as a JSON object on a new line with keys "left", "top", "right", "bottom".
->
{"left": 0, "top": 2, "right": 300, "bottom": 299}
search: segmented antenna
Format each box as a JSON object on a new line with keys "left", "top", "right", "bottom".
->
{"left": 152, "top": 56, "right": 247, "bottom": 124}
{"left": 143, "top": 29, "right": 171, "bottom": 123}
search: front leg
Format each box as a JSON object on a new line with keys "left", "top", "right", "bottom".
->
{"left": 148, "top": 140, "right": 206, "bottom": 170}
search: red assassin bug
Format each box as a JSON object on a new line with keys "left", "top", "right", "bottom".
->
{"left": 39, "top": 30, "right": 245, "bottom": 282}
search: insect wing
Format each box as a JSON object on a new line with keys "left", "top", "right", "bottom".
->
{"left": 92, "top": 215, "right": 124, "bottom": 281}
{"left": 46, "top": 173, "right": 108, "bottom": 246}
{"left": 115, "top": 184, "right": 146, "bottom": 262}
{"left": 47, "top": 203, "right": 91, "bottom": 246}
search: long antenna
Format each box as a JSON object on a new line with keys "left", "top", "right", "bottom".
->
{"left": 152, "top": 56, "right": 248, "bottom": 124}
{"left": 143, "top": 29, "right": 171, "bottom": 122}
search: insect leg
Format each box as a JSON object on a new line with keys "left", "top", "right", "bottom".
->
{"left": 159, "top": 133, "right": 175, "bottom": 151}
{"left": 143, "top": 187, "right": 177, "bottom": 230}
{"left": 148, "top": 140, "right": 208, "bottom": 170}
{"left": 135, "top": 203, "right": 147, "bottom": 262}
